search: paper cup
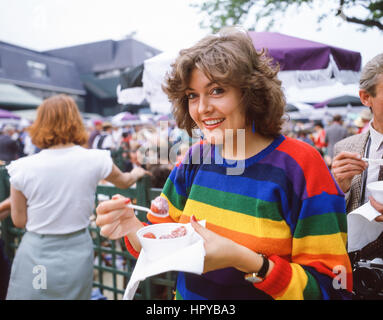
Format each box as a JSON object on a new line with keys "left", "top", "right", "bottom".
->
{"left": 367, "top": 181, "right": 383, "bottom": 203}
{"left": 136, "top": 223, "right": 194, "bottom": 261}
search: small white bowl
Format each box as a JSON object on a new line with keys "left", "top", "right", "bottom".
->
{"left": 136, "top": 223, "right": 193, "bottom": 261}
{"left": 367, "top": 181, "right": 383, "bottom": 203}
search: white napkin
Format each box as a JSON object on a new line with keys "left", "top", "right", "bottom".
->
{"left": 123, "top": 221, "right": 206, "bottom": 300}
{"left": 349, "top": 201, "right": 381, "bottom": 222}
{"left": 347, "top": 201, "right": 383, "bottom": 252}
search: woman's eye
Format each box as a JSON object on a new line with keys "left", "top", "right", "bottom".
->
{"left": 186, "top": 92, "right": 197, "bottom": 100}
{"left": 211, "top": 87, "right": 224, "bottom": 95}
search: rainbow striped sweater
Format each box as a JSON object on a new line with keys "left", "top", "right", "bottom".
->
{"left": 138, "top": 135, "right": 353, "bottom": 300}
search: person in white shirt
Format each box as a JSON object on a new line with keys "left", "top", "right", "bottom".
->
{"left": 92, "top": 122, "right": 117, "bottom": 150}
{"left": 6, "top": 94, "right": 148, "bottom": 300}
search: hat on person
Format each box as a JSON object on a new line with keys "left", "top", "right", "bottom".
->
{"left": 360, "top": 108, "right": 373, "bottom": 120}
{"left": 3, "top": 124, "right": 15, "bottom": 133}
{"left": 354, "top": 117, "right": 364, "bottom": 128}
{"left": 102, "top": 122, "right": 113, "bottom": 130}
{"left": 94, "top": 119, "right": 103, "bottom": 126}
{"left": 354, "top": 108, "right": 373, "bottom": 127}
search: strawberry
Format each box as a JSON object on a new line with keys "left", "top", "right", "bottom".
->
{"left": 143, "top": 232, "right": 156, "bottom": 239}
{"left": 171, "top": 226, "right": 187, "bottom": 238}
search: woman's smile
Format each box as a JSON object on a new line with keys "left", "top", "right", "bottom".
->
{"left": 202, "top": 118, "right": 226, "bottom": 130}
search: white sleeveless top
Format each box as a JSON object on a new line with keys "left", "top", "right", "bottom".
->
{"left": 7, "top": 145, "right": 113, "bottom": 234}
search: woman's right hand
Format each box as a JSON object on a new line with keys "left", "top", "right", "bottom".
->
{"left": 95, "top": 194, "right": 144, "bottom": 242}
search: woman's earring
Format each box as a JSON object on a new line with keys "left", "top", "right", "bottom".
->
{"left": 252, "top": 121, "right": 256, "bottom": 133}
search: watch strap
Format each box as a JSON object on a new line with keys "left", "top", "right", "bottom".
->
{"left": 256, "top": 254, "right": 269, "bottom": 279}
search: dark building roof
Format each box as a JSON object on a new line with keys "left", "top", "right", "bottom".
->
{"left": 120, "top": 64, "right": 144, "bottom": 89}
{"left": 80, "top": 74, "right": 119, "bottom": 100}
{"left": 45, "top": 38, "right": 161, "bottom": 74}
{"left": 0, "top": 41, "right": 85, "bottom": 95}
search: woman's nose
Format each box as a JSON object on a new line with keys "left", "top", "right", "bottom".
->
{"left": 198, "top": 96, "right": 211, "bottom": 114}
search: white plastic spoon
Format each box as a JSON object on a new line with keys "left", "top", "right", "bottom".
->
{"left": 127, "top": 203, "right": 151, "bottom": 213}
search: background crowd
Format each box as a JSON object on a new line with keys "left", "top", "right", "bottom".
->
{"left": 0, "top": 106, "right": 373, "bottom": 174}
{"left": 0, "top": 114, "right": 197, "bottom": 188}
{"left": 282, "top": 108, "right": 372, "bottom": 168}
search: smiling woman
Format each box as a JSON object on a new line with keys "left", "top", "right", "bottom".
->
{"left": 96, "top": 27, "right": 353, "bottom": 300}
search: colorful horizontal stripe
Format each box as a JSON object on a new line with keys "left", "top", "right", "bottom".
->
{"left": 148, "top": 135, "right": 352, "bottom": 300}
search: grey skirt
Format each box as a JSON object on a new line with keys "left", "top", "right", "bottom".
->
{"left": 6, "top": 228, "right": 94, "bottom": 300}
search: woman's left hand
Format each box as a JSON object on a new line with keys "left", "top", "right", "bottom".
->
{"left": 191, "top": 216, "right": 272, "bottom": 276}
{"left": 190, "top": 216, "right": 239, "bottom": 273}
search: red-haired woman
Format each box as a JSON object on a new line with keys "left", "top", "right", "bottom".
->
{"left": 5, "top": 94, "right": 148, "bottom": 300}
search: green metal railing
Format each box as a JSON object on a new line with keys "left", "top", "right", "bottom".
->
{"left": 0, "top": 165, "right": 176, "bottom": 300}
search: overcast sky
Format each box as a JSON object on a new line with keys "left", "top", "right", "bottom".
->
{"left": 0, "top": 0, "right": 382, "bottom": 66}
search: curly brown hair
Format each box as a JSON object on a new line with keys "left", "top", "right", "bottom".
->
{"left": 28, "top": 94, "right": 88, "bottom": 149}
{"left": 162, "top": 27, "right": 286, "bottom": 138}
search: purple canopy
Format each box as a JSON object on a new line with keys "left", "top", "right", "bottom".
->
{"left": 248, "top": 32, "right": 361, "bottom": 72}
{"left": 122, "top": 112, "right": 139, "bottom": 121}
{"left": 157, "top": 114, "right": 170, "bottom": 121}
{"left": 0, "top": 108, "right": 21, "bottom": 119}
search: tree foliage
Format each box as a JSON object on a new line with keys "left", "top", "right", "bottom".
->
{"left": 191, "top": 0, "right": 383, "bottom": 33}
